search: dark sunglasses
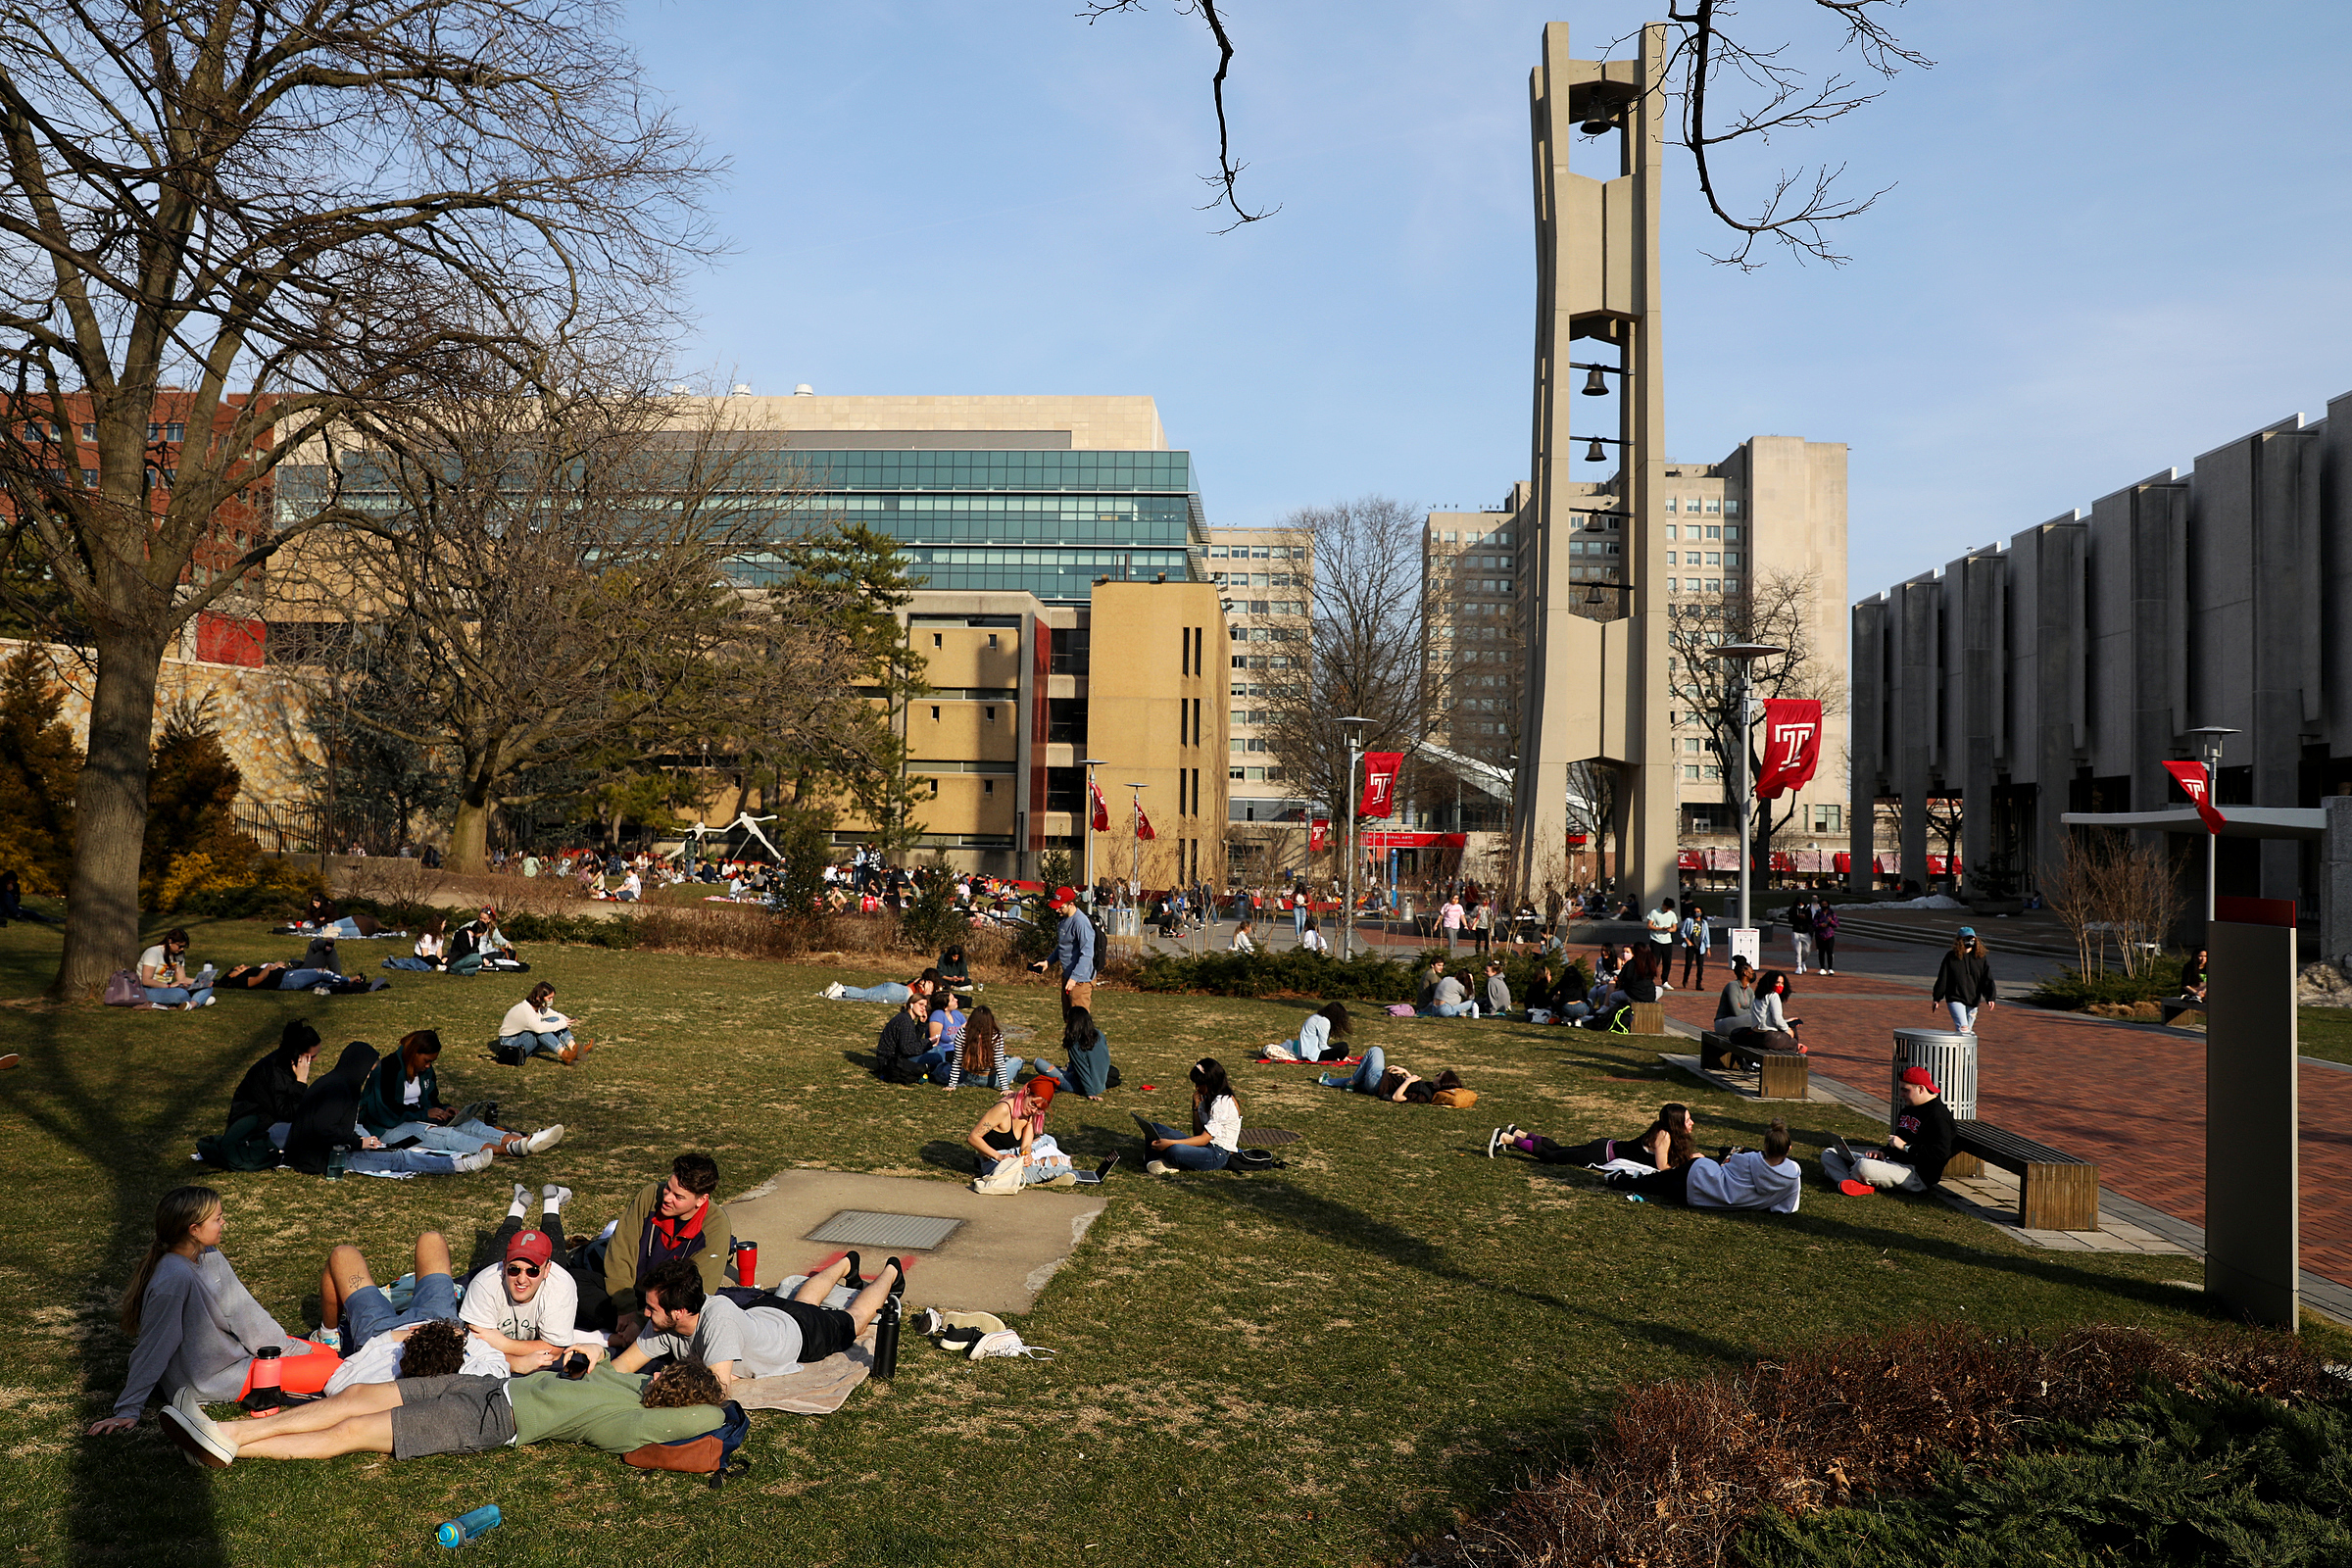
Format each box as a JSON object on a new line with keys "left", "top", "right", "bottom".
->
{"left": 504, "top": 1261, "right": 543, "bottom": 1278}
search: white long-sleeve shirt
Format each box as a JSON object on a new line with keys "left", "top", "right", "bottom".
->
{"left": 499, "top": 1001, "right": 569, "bottom": 1038}
{"left": 1686, "top": 1151, "right": 1802, "bottom": 1213}
{"left": 1749, "top": 991, "right": 1791, "bottom": 1033}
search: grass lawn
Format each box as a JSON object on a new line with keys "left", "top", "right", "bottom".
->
{"left": 2301, "top": 1007, "right": 2352, "bottom": 1067}
{"left": 0, "top": 910, "right": 2334, "bottom": 1568}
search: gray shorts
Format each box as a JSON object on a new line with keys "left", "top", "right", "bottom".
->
{"left": 389, "top": 1374, "right": 516, "bottom": 1459}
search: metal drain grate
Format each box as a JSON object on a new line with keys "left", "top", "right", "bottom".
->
{"left": 803, "top": 1210, "right": 964, "bottom": 1251}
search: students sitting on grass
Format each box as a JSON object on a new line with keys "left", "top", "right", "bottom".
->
{"left": 946, "top": 1004, "right": 1016, "bottom": 1090}
{"left": 1135, "top": 1057, "right": 1242, "bottom": 1173}
{"left": 196, "top": 1022, "right": 324, "bottom": 1170}
{"left": 924, "top": 987, "right": 966, "bottom": 1059}
{"left": 137, "top": 928, "right": 214, "bottom": 1008}
{"left": 460, "top": 1184, "right": 581, "bottom": 1363}
{"left": 1421, "top": 961, "right": 1478, "bottom": 1018}
{"left": 1487, "top": 1102, "right": 1698, "bottom": 1167}
{"left": 380, "top": 916, "right": 447, "bottom": 971}
{"left": 1602, "top": 1118, "right": 1802, "bottom": 1213}
{"left": 283, "top": 1042, "right": 494, "bottom": 1176}
{"left": 613, "top": 1253, "right": 906, "bottom": 1394}
{"left": 1823, "top": 1066, "right": 1956, "bottom": 1196}
{"left": 964, "top": 1077, "right": 1099, "bottom": 1187}
{"left": 871, "top": 993, "right": 945, "bottom": 1085}
{"left": 498, "top": 981, "right": 594, "bottom": 1065}
{"left": 585, "top": 1152, "right": 733, "bottom": 1342}
{"left": 1053, "top": 1004, "right": 1114, "bottom": 1099}
{"left": 447, "top": 906, "right": 522, "bottom": 974}
{"left": 1298, "top": 917, "right": 1330, "bottom": 955}
{"left": 87, "top": 1186, "right": 330, "bottom": 1436}
{"left": 358, "top": 1029, "right": 564, "bottom": 1159}
{"left": 318, "top": 1230, "right": 476, "bottom": 1359}
{"left": 161, "top": 1353, "right": 726, "bottom": 1467}
{"left": 1230, "top": 918, "right": 1257, "bottom": 954}
{"left": 1482, "top": 959, "right": 1511, "bottom": 1018}
{"left": 936, "top": 943, "right": 975, "bottom": 994}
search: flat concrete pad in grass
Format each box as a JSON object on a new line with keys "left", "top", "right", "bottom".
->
{"left": 724, "top": 1169, "right": 1106, "bottom": 1317}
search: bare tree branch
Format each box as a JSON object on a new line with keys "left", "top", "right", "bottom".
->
{"left": 1078, "top": 0, "right": 1277, "bottom": 232}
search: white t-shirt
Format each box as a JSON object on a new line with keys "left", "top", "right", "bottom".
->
{"left": 323, "top": 1328, "right": 510, "bottom": 1395}
{"left": 634, "top": 1295, "right": 804, "bottom": 1378}
{"left": 1201, "top": 1094, "right": 1242, "bottom": 1152}
{"left": 416, "top": 932, "right": 444, "bottom": 960}
{"left": 460, "top": 1262, "right": 581, "bottom": 1348}
{"left": 401, "top": 1075, "right": 422, "bottom": 1108}
{"left": 1685, "top": 1151, "right": 1802, "bottom": 1214}
{"left": 138, "top": 945, "right": 178, "bottom": 979}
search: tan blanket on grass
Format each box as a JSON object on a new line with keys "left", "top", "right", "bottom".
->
{"left": 724, "top": 1328, "right": 878, "bottom": 1414}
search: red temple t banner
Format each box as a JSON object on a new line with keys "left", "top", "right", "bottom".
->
{"left": 1357, "top": 752, "right": 1404, "bottom": 819}
{"left": 2161, "top": 760, "right": 2228, "bottom": 834}
{"left": 1088, "top": 780, "right": 1110, "bottom": 832}
{"left": 1754, "top": 700, "right": 1823, "bottom": 800}
{"left": 1308, "top": 819, "right": 1330, "bottom": 853}
{"left": 1134, "top": 800, "right": 1156, "bottom": 841}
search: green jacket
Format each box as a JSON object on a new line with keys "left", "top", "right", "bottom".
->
{"left": 509, "top": 1362, "right": 721, "bottom": 1451}
{"left": 357, "top": 1054, "right": 441, "bottom": 1136}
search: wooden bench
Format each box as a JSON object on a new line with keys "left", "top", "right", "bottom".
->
{"left": 2159, "top": 998, "right": 2206, "bottom": 1026}
{"left": 1949, "top": 1122, "right": 2099, "bottom": 1232}
{"left": 1628, "top": 1001, "right": 1664, "bottom": 1036}
{"left": 1698, "top": 1030, "right": 1811, "bottom": 1101}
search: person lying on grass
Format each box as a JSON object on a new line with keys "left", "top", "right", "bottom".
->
{"left": 611, "top": 1253, "right": 906, "bottom": 1394}
{"left": 318, "top": 1316, "right": 520, "bottom": 1396}
{"left": 1136, "top": 1057, "right": 1243, "bottom": 1173}
{"left": 1601, "top": 1117, "right": 1802, "bottom": 1213}
{"left": 1486, "top": 1102, "right": 1697, "bottom": 1166}
{"left": 87, "top": 1186, "right": 328, "bottom": 1436}
{"left": 161, "top": 1354, "right": 725, "bottom": 1467}
{"left": 822, "top": 966, "right": 940, "bottom": 1005}
{"left": 359, "top": 1029, "right": 564, "bottom": 1159}
{"left": 1822, "top": 1065, "right": 1956, "bottom": 1197}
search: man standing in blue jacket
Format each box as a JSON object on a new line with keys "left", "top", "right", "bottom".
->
{"left": 1035, "top": 886, "right": 1097, "bottom": 1018}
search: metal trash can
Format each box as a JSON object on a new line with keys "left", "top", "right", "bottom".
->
{"left": 1890, "top": 1027, "right": 1977, "bottom": 1122}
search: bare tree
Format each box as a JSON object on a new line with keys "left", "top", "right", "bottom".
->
{"left": 276, "top": 385, "right": 914, "bottom": 873}
{"left": 0, "top": 0, "right": 714, "bottom": 992}
{"left": 1256, "top": 496, "right": 1435, "bottom": 832}
{"left": 1098, "top": 1, "right": 1926, "bottom": 259}
{"left": 1667, "top": 568, "right": 1844, "bottom": 886}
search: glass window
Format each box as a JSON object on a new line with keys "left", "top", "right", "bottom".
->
{"left": 1664, "top": 497, "right": 1678, "bottom": 513}
{"left": 1724, "top": 500, "right": 1740, "bottom": 515}
{"left": 1665, "top": 577, "right": 1679, "bottom": 592}
{"left": 1664, "top": 551, "right": 1677, "bottom": 565}
{"left": 1252, "top": 547, "right": 1269, "bottom": 559}
{"left": 1229, "top": 739, "right": 1245, "bottom": 753}
{"left": 79, "top": 422, "right": 94, "bottom": 440}
{"left": 1705, "top": 498, "right": 1721, "bottom": 514}
{"left": 1707, "top": 578, "right": 1722, "bottom": 593}
{"left": 1665, "top": 524, "right": 1678, "bottom": 540}
{"left": 1724, "top": 525, "right": 1740, "bottom": 541}
{"left": 167, "top": 422, "right": 185, "bottom": 441}
{"left": 1724, "top": 551, "right": 1740, "bottom": 567}
{"left": 1685, "top": 765, "right": 1700, "bottom": 780}
{"left": 1706, "top": 552, "right": 1720, "bottom": 566}
{"left": 1209, "top": 545, "right": 1227, "bottom": 558}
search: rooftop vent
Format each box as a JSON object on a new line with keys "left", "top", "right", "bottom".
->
{"left": 730, "top": 383, "right": 753, "bottom": 397}
{"left": 793, "top": 383, "right": 815, "bottom": 397}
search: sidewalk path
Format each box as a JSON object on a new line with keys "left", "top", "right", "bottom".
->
{"left": 1655, "top": 942, "right": 2352, "bottom": 1291}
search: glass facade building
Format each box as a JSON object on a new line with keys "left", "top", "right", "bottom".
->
{"left": 280, "top": 446, "right": 1208, "bottom": 605}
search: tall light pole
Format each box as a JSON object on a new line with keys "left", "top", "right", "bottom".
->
{"left": 1709, "top": 643, "right": 1784, "bottom": 950}
{"left": 1339, "top": 715, "right": 1369, "bottom": 959}
{"left": 1127, "top": 782, "right": 1150, "bottom": 904}
{"left": 1080, "top": 757, "right": 1105, "bottom": 903}
{"left": 2182, "top": 725, "right": 2238, "bottom": 928}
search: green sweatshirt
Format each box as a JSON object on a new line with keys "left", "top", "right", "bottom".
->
{"left": 509, "top": 1362, "right": 722, "bottom": 1452}
{"left": 357, "top": 1054, "right": 441, "bottom": 1136}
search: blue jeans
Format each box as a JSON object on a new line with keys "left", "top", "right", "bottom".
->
{"left": 377, "top": 1118, "right": 508, "bottom": 1155}
{"left": 1328, "top": 1047, "right": 1388, "bottom": 1094}
{"left": 1145, "top": 1121, "right": 1232, "bottom": 1171}
{"left": 142, "top": 986, "right": 213, "bottom": 1007}
{"left": 326, "top": 917, "right": 365, "bottom": 939}
{"left": 1024, "top": 1059, "right": 1067, "bottom": 1089}
{"left": 915, "top": 1046, "right": 956, "bottom": 1085}
{"left": 1946, "top": 1002, "right": 1978, "bottom": 1033}
{"left": 500, "top": 1029, "right": 571, "bottom": 1058}
{"left": 277, "top": 968, "right": 336, "bottom": 989}
{"left": 340, "top": 1270, "right": 459, "bottom": 1352}
{"left": 987, "top": 1153, "right": 1065, "bottom": 1187}
{"left": 1431, "top": 1001, "right": 1475, "bottom": 1017}
{"left": 839, "top": 982, "right": 911, "bottom": 1004}
{"left": 381, "top": 956, "right": 439, "bottom": 970}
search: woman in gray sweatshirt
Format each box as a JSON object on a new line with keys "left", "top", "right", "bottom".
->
{"left": 87, "top": 1186, "right": 311, "bottom": 1433}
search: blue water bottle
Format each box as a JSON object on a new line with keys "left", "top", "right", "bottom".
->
{"left": 435, "top": 1503, "right": 501, "bottom": 1547}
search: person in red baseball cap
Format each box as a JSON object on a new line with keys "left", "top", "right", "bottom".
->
{"left": 460, "top": 1184, "right": 583, "bottom": 1359}
{"left": 1822, "top": 1065, "right": 1956, "bottom": 1197}
{"left": 1029, "top": 886, "right": 1098, "bottom": 1017}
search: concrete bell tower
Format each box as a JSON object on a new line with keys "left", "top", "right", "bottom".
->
{"left": 1509, "top": 20, "right": 1678, "bottom": 906}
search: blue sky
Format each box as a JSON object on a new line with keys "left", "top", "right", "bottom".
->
{"left": 619, "top": 1, "right": 2352, "bottom": 598}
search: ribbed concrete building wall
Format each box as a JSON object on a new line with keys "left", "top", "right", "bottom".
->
{"left": 1850, "top": 393, "right": 2352, "bottom": 915}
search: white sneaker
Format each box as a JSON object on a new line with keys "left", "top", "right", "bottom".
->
{"left": 969, "top": 1329, "right": 1056, "bottom": 1360}
{"left": 542, "top": 1183, "right": 573, "bottom": 1214}
{"left": 524, "top": 1125, "right": 565, "bottom": 1155}
{"left": 200, "top": 995, "right": 217, "bottom": 1006}
{"left": 1145, "top": 1160, "right": 1173, "bottom": 1175}
{"left": 453, "top": 1149, "right": 496, "bottom": 1173}
{"left": 163, "top": 1394, "right": 233, "bottom": 1467}
{"left": 512, "top": 1181, "right": 531, "bottom": 1209}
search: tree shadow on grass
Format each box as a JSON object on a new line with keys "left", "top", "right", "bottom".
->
{"left": 2, "top": 1003, "right": 269, "bottom": 1567}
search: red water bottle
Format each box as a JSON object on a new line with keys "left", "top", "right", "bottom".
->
{"left": 242, "top": 1346, "right": 284, "bottom": 1412}
{"left": 731, "top": 1240, "right": 758, "bottom": 1290}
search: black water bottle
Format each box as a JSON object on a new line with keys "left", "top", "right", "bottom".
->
{"left": 873, "top": 1298, "right": 901, "bottom": 1380}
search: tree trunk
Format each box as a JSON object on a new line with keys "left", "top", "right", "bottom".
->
{"left": 53, "top": 626, "right": 170, "bottom": 998}
{"left": 449, "top": 779, "right": 495, "bottom": 874}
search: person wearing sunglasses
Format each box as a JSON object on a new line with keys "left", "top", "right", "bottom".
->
{"left": 460, "top": 1183, "right": 582, "bottom": 1365}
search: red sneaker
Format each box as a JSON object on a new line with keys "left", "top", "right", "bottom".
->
{"left": 1838, "top": 1178, "right": 1876, "bottom": 1198}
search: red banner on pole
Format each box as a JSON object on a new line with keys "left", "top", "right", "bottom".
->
{"left": 1134, "top": 799, "right": 1155, "bottom": 841}
{"left": 1307, "top": 819, "right": 1330, "bottom": 853}
{"left": 1357, "top": 752, "right": 1403, "bottom": 819}
{"left": 1088, "top": 780, "right": 1109, "bottom": 832}
{"left": 2161, "top": 760, "right": 2227, "bottom": 834}
{"left": 1754, "top": 700, "right": 1823, "bottom": 800}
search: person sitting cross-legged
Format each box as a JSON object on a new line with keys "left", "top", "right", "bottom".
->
{"left": 160, "top": 1353, "right": 726, "bottom": 1467}
{"left": 1822, "top": 1066, "right": 1956, "bottom": 1197}
{"left": 871, "top": 992, "right": 946, "bottom": 1085}
{"left": 359, "top": 1029, "right": 564, "bottom": 1159}
{"left": 611, "top": 1254, "right": 906, "bottom": 1396}
{"left": 497, "top": 982, "right": 594, "bottom": 1066}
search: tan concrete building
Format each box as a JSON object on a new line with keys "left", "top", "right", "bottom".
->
{"left": 1205, "top": 523, "right": 1313, "bottom": 873}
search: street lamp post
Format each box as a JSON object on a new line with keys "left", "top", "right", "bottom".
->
{"left": 1127, "top": 783, "right": 1150, "bottom": 910}
{"left": 2182, "top": 726, "right": 2238, "bottom": 928}
{"left": 1340, "top": 715, "right": 1370, "bottom": 960}
{"left": 1708, "top": 643, "right": 1785, "bottom": 953}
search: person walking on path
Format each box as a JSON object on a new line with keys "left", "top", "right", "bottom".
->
{"left": 1787, "top": 897, "right": 1814, "bottom": 974}
{"left": 1644, "top": 899, "right": 1679, "bottom": 989}
{"left": 1677, "top": 903, "right": 1710, "bottom": 989}
{"left": 1809, "top": 896, "right": 1839, "bottom": 975}
{"left": 1440, "top": 896, "right": 1466, "bottom": 955}
{"left": 1931, "top": 927, "right": 1998, "bottom": 1033}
